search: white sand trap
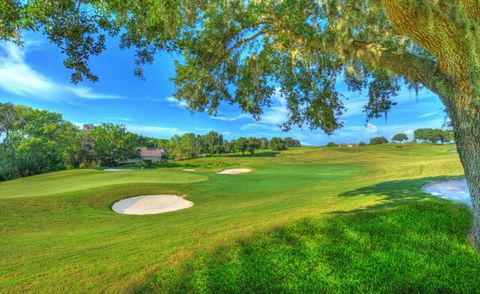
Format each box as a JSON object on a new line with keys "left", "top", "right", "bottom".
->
{"left": 183, "top": 169, "right": 195, "bottom": 172}
{"left": 422, "top": 179, "right": 471, "bottom": 206}
{"left": 112, "top": 195, "right": 193, "bottom": 215}
{"left": 103, "top": 168, "right": 133, "bottom": 172}
{"left": 217, "top": 168, "right": 251, "bottom": 175}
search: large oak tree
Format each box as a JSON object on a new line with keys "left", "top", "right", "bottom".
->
{"left": 2, "top": 0, "right": 480, "bottom": 247}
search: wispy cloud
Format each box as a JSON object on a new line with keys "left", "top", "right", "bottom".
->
{"left": 166, "top": 96, "right": 188, "bottom": 108}
{"left": 210, "top": 113, "right": 250, "bottom": 121}
{"left": 0, "top": 42, "right": 125, "bottom": 102}
{"left": 125, "top": 124, "right": 186, "bottom": 138}
{"left": 418, "top": 110, "right": 442, "bottom": 118}
{"left": 106, "top": 116, "right": 133, "bottom": 122}
{"left": 235, "top": 89, "right": 289, "bottom": 130}
{"left": 240, "top": 123, "right": 281, "bottom": 131}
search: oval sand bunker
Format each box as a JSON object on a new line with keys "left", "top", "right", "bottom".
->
{"left": 422, "top": 179, "right": 471, "bottom": 206}
{"left": 217, "top": 168, "right": 251, "bottom": 175}
{"left": 112, "top": 195, "right": 193, "bottom": 215}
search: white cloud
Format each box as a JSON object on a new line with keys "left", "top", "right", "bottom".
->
{"left": 236, "top": 89, "right": 289, "bottom": 130}
{"left": 261, "top": 105, "right": 288, "bottom": 125}
{"left": 70, "top": 122, "right": 185, "bottom": 138}
{"left": 240, "top": 123, "right": 280, "bottom": 131}
{"left": 418, "top": 111, "right": 441, "bottom": 118}
{"left": 166, "top": 96, "right": 188, "bottom": 108}
{"left": 125, "top": 124, "right": 186, "bottom": 138}
{"left": 0, "top": 42, "right": 126, "bottom": 102}
{"left": 210, "top": 113, "right": 250, "bottom": 121}
{"left": 72, "top": 122, "right": 85, "bottom": 128}
{"left": 70, "top": 88, "right": 124, "bottom": 100}
{"left": 366, "top": 123, "right": 378, "bottom": 134}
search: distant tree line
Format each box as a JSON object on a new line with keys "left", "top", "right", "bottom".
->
{"left": 414, "top": 128, "right": 454, "bottom": 144}
{"left": 164, "top": 134, "right": 300, "bottom": 159}
{"left": 0, "top": 103, "right": 301, "bottom": 180}
{"left": 325, "top": 128, "right": 454, "bottom": 147}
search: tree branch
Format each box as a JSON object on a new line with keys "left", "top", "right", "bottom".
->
{"left": 265, "top": 14, "right": 450, "bottom": 99}
{"left": 344, "top": 41, "right": 450, "bottom": 99}
{"left": 382, "top": 0, "right": 469, "bottom": 78}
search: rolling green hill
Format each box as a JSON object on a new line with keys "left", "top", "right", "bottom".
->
{"left": 1, "top": 144, "right": 478, "bottom": 293}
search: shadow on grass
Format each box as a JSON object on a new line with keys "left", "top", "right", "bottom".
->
{"left": 138, "top": 176, "right": 478, "bottom": 293}
{"left": 333, "top": 175, "right": 466, "bottom": 213}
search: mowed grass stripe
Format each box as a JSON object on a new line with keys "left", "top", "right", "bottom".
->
{"left": 0, "top": 169, "right": 207, "bottom": 198}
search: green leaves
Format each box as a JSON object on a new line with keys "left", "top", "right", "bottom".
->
{"left": 5, "top": 0, "right": 470, "bottom": 134}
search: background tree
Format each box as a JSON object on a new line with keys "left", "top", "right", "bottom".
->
{"left": 392, "top": 133, "right": 409, "bottom": 143}
{"left": 284, "top": 137, "right": 301, "bottom": 148}
{"left": 442, "top": 130, "right": 455, "bottom": 144}
{"left": 369, "top": 137, "right": 389, "bottom": 145}
{"left": 246, "top": 137, "right": 260, "bottom": 155}
{"left": 283, "top": 137, "right": 302, "bottom": 148}
{"left": 90, "top": 123, "right": 138, "bottom": 166}
{"left": 270, "top": 137, "right": 287, "bottom": 151}
{"left": 203, "top": 131, "right": 223, "bottom": 156}
{"left": 259, "top": 137, "right": 269, "bottom": 150}
{"left": 414, "top": 129, "right": 427, "bottom": 143}
{"left": 234, "top": 138, "right": 249, "bottom": 156}
{"left": 222, "top": 140, "right": 233, "bottom": 154}
{"left": 173, "top": 133, "right": 201, "bottom": 160}
{"left": 0, "top": 105, "right": 81, "bottom": 178}
{"left": 414, "top": 128, "right": 455, "bottom": 144}
{"left": 77, "top": 124, "right": 97, "bottom": 167}
{"left": 326, "top": 142, "right": 338, "bottom": 147}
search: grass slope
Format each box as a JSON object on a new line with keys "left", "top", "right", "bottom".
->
{"left": 0, "top": 144, "right": 477, "bottom": 293}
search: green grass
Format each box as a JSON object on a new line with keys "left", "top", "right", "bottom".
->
{"left": 0, "top": 143, "right": 477, "bottom": 293}
{"left": 0, "top": 169, "right": 206, "bottom": 199}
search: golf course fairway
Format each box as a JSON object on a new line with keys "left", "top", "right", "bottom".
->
{"left": 1, "top": 144, "right": 479, "bottom": 293}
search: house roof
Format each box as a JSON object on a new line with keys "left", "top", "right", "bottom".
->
{"left": 138, "top": 147, "right": 165, "bottom": 157}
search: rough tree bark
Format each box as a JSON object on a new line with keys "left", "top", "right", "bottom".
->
{"left": 381, "top": 0, "right": 480, "bottom": 249}
{"left": 445, "top": 95, "right": 480, "bottom": 249}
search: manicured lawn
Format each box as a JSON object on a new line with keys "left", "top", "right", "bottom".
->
{"left": 0, "top": 144, "right": 477, "bottom": 293}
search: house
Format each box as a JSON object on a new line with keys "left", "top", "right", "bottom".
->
{"left": 138, "top": 147, "right": 167, "bottom": 162}
{"left": 120, "top": 147, "right": 167, "bottom": 164}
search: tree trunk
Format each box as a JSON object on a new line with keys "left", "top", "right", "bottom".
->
{"left": 448, "top": 97, "right": 480, "bottom": 250}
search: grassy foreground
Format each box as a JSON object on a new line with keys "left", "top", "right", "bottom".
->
{"left": 0, "top": 144, "right": 478, "bottom": 293}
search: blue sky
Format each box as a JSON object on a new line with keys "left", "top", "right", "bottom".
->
{"left": 0, "top": 34, "right": 448, "bottom": 146}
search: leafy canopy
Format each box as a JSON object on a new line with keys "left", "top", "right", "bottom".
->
{"left": 392, "top": 133, "right": 409, "bottom": 142}
{"left": 2, "top": 0, "right": 478, "bottom": 134}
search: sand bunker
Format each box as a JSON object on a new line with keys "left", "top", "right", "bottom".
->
{"left": 112, "top": 195, "right": 193, "bottom": 215}
{"left": 217, "top": 168, "right": 251, "bottom": 175}
{"left": 183, "top": 169, "right": 195, "bottom": 172}
{"left": 422, "top": 179, "right": 471, "bottom": 206}
{"left": 103, "top": 168, "right": 133, "bottom": 172}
